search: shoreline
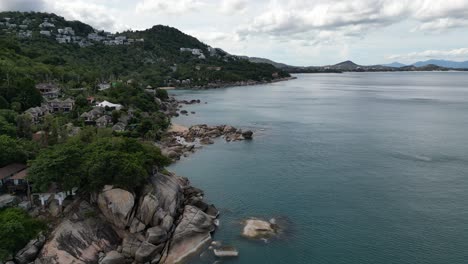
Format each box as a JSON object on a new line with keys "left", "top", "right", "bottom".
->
{"left": 173, "top": 76, "right": 296, "bottom": 90}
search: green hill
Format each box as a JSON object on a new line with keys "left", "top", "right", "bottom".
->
{"left": 0, "top": 11, "right": 289, "bottom": 90}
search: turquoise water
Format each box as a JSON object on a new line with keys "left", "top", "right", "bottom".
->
{"left": 169, "top": 72, "right": 468, "bottom": 264}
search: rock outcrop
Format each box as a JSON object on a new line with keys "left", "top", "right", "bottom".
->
{"left": 15, "top": 233, "right": 46, "bottom": 264}
{"left": 97, "top": 187, "right": 135, "bottom": 229}
{"left": 31, "top": 171, "right": 216, "bottom": 264}
{"left": 162, "top": 124, "right": 254, "bottom": 160}
{"left": 99, "top": 251, "right": 125, "bottom": 264}
{"left": 242, "top": 218, "right": 278, "bottom": 239}
{"left": 36, "top": 201, "right": 120, "bottom": 264}
{"left": 162, "top": 205, "right": 216, "bottom": 263}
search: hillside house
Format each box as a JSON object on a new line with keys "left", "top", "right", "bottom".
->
{"left": 36, "top": 83, "right": 58, "bottom": 93}
{"left": 39, "top": 30, "right": 51, "bottom": 36}
{"left": 96, "top": 115, "right": 112, "bottom": 128}
{"left": 47, "top": 98, "right": 75, "bottom": 112}
{"left": 80, "top": 107, "right": 104, "bottom": 123}
{"left": 0, "top": 164, "right": 27, "bottom": 192}
{"left": 17, "top": 30, "right": 32, "bottom": 38}
{"left": 25, "top": 104, "right": 51, "bottom": 123}
{"left": 98, "top": 83, "right": 111, "bottom": 91}
{"left": 5, "top": 169, "right": 30, "bottom": 193}
{"left": 39, "top": 22, "right": 55, "bottom": 28}
{"left": 36, "top": 83, "right": 60, "bottom": 98}
{"left": 112, "top": 122, "right": 126, "bottom": 132}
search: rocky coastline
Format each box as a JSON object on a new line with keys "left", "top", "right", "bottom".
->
{"left": 9, "top": 89, "right": 259, "bottom": 264}
{"left": 178, "top": 76, "right": 296, "bottom": 90}
{"left": 18, "top": 172, "right": 218, "bottom": 264}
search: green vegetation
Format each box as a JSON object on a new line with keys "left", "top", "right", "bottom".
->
{"left": 28, "top": 130, "right": 171, "bottom": 192}
{"left": 0, "top": 208, "right": 46, "bottom": 261}
{"left": 0, "top": 135, "right": 39, "bottom": 167}
{"left": 0, "top": 12, "right": 289, "bottom": 91}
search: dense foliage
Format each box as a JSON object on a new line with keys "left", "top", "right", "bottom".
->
{"left": 0, "top": 11, "right": 289, "bottom": 90}
{"left": 28, "top": 130, "right": 171, "bottom": 192}
{"left": 0, "top": 208, "right": 46, "bottom": 261}
{"left": 0, "top": 135, "right": 39, "bottom": 167}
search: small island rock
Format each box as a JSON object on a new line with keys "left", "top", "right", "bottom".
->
{"left": 242, "top": 219, "right": 277, "bottom": 239}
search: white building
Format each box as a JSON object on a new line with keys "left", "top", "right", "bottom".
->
{"left": 97, "top": 101, "right": 123, "bottom": 110}
{"left": 40, "top": 30, "right": 51, "bottom": 36}
{"left": 39, "top": 22, "right": 55, "bottom": 28}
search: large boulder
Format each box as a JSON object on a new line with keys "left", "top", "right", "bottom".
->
{"left": 15, "top": 233, "right": 46, "bottom": 264}
{"left": 121, "top": 236, "right": 142, "bottom": 258}
{"left": 162, "top": 205, "right": 215, "bottom": 264}
{"left": 36, "top": 202, "right": 120, "bottom": 264}
{"left": 147, "top": 173, "right": 184, "bottom": 223}
{"left": 129, "top": 218, "right": 146, "bottom": 234}
{"left": 98, "top": 187, "right": 135, "bottom": 229}
{"left": 99, "top": 251, "right": 125, "bottom": 264}
{"left": 135, "top": 241, "right": 163, "bottom": 263}
{"left": 136, "top": 194, "right": 159, "bottom": 226}
{"left": 146, "top": 226, "right": 167, "bottom": 245}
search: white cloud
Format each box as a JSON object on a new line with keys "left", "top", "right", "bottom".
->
{"left": 0, "top": 0, "right": 46, "bottom": 11}
{"left": 135, "top": 0, "right": 205, "bottom": 14}
{"left": 220, "top": 0, "right": 247, "bottom": 14}
{"left": 237, "top": 0, "right": 468, "bottom": 44}
{"left": 387, "top": 48, "right": 468, "bottom": 61}
{"left": 43, "top": 0, "right": 128, "bottom": 32}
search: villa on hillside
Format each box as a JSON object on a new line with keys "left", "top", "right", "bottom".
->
{"left": 36, "top": 83, "right": 60, "bottom": 99}
{"left": 0, "top": 163, "right": 27, "bottom": 193}
{"left": 96, "top": 115, "right": 112, "bottom": 128}
{"left": 25, "top": 104, "right": 51, "bottom": 123}
{"left": 80, "top": 107, "right": 104, "bottom": 123}
{"left": 98, "top": 83, "right": 111, "bottom": 91}
{"left": 47, "top": 98, "right": 75, "bottom": 112}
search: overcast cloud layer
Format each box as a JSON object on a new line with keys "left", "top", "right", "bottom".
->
{"left": 1, "top": 0, "right": 468, "bottom": 65}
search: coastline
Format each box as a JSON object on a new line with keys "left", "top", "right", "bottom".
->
{"left": 174, "top": 76, "right": 296, "bottom": 90}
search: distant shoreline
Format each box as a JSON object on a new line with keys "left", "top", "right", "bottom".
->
{"left": 176, "top": 76, "right": 297, "bottom": 90}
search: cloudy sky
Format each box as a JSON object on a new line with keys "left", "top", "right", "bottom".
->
{"left": 2, "top": 0, "right": 468, "bottom": 65}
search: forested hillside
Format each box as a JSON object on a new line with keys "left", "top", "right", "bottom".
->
{"left": 0, "top": 11, "right": 289, "bottom": 91}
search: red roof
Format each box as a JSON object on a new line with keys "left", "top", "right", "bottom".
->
{"left": 11, "top": 169, "right": 28, "bottom": 180}
{"left": 0, "top": 164, "right": 27, "bottom": 180}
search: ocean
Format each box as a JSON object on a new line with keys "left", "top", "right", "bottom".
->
{"left": 169, "top": 72, "right": 468, "bottom": 264}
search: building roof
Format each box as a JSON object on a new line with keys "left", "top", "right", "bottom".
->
{"left": 11, "top": 169, "right": 28, "bottom": 180}
{"left": 97, "top": 101, "right": 123, "bottom": 110}
{"left": 96, "top": 115, "right": 112, "bottom": 123}
{"left": 0, "top": 163, "right": 27, "bottom": 180}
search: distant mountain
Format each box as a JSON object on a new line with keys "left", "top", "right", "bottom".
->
{"left": 412, "top": 59, "right": 468, "bottom": 69}
{"left": 382, "top": 62, "right": 407, "bottom": 68}
{"left": 241, "top": 57, "right": 291, "bottom": 69}
{"left": 324, "top": 61, "right": 396, "bottom": 71}
{"left": 245, "top": 56, "right": 459, "bottom": 73}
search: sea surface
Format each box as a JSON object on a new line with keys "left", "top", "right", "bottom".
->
{"left": 168, "top": 72, "right": 468, "bottom": 264}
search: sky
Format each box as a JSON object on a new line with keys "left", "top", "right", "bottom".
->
{"left": 1, "top": 0, "right": 468, "bottom": 66}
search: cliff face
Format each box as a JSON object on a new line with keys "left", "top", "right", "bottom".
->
{"left": 34, "top": 172, "right": 218, "bottom": 264}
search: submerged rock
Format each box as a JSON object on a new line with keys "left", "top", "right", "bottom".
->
{"left": 242, "top": 130, "right": 254, "bottom": 140}
{"left": 213, "top": 246, "right": 239, "bottom": 257}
